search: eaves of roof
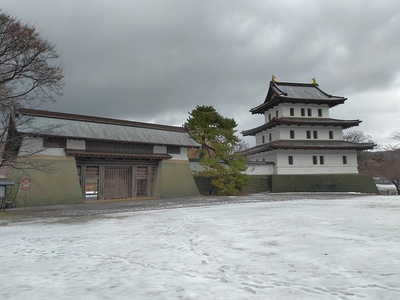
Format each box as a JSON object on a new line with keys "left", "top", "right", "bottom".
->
{"left": 242, "top": 117, "right": 361, "bottom": 136}
{"left": 65, "top": 149, "right": 172, "bottom": 160}
{"left": 240, "top": 140, "right": 376, "bottom": 156}
{"left": 250, "top": 97, "right": 346, "bottom": 114}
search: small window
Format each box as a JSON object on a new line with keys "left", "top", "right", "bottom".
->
{"left": 313, "top": 156, "right": 318, "bottom": 165}
{"left": 319, "top": 156, "right": 324, "bottom": 165}
{"left": 290, "top": 108, "right": 294, "bottom": 116}
{"left": 288, "top": 156, "right": 293, "bottom": 165}
{"left": 290, "top": 130, "right": 295, "bottom": 139}
{"left": 268, "top": 114, "right": 271, "bottom": 121}
{"left": 318, "top": 109, "right": 322, "bottom": 117}
{"left": 275, "top": 110, "right": 279, "bottom": 118}
{"left": 307, "top": 108, "right": 312, "bottom": 116}
{"left": 262, "top": 135, "right": 265, "bottom": 143}
{"left": 343, "top": 156, "right": 347, "bottom": 164}
{"left": 269, "top": 133, "right": 272, "bottom": 141}
{"left": 329, "top": 131, "right": 334, "bottom": 139}
{"left": 306, "top": 130, "right": 311, "bottom": 139}
{"left": 43, "top": 137, "right": 66, "bottom": 148}
{"left": 301, "top": 108, "right": 305, "bottom": 116}
{"left": 313, "top": 130, "right": 318, "bottom": 139}
{"left": 167, "top": 146, "right": 181, "bottom": 154}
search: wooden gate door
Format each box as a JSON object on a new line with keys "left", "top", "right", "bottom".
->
{"left": 104, "top": 167, "right": 132, "bottom": 199}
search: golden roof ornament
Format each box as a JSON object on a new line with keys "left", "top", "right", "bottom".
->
{"left": 312, "top": 77, "right": 317, "bottom": 85}
{"left": 271, "top": 75, "right": 277, "bottom": 82}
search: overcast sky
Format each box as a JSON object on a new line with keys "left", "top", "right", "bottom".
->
{"left": 2, "top": 0, "right": 400, "bottom": 147}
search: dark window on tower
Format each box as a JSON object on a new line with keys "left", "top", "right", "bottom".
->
{"left": 307, "top": 108, "right": 312, "bottom": 116}
{"left": 288, "top": 156, "right": 293, "bottom": 165}
{"left": 301, "top": 108, "right": 305, "bottom": 116}
{"left": 269, "top": 113, "right": 271, "bottom": 121}
{"left": 276, "top": 110, "right": 279, "bottom": 118}
{"left": 290, "top": 130, "right": 295, "bottom": 139}
{"left": 329, "top": 131, "right": 334, "bottom": 139}
{"left": 318, "top": 109, "right": 322, "bottom": 117}
{"left": 313, "top": 130, "right": 318, "bottom": 139}
{"left": 343, "top": 156, "right": 348, "bottom": 164}
{"left": 262, "top": 135, "right": 265, "bottom": 143}
{"left": 269, "top": 133, "right": 272, "bottom": 141}
{"left": 290, "top": 108, "right": 294, "bottom": 116}
{"left": 319, "top": 156, "right": 324, "bottom": 165}
{"left": 313, "top": 156, "right": 318, "bottom": 165}
{"left": 306, "top": 130, "right": 311, "bottom": 139}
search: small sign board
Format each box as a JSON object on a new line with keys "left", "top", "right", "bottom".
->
{"left": 22, "top": 178, "right": 31, "bottom": 190}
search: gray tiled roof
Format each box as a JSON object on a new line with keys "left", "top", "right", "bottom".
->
{"left": 275, "top": 84, "right": 333, "bottom": 99}
{"left": 16, "top": 110, "right": 200, "bottom": 147}
{"left": 250, "top": 81, "right": 347, "bottom": 114}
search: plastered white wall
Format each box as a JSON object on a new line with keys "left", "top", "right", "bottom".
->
{"left": 18, "top": 137, "right": 65, "bottom": 157}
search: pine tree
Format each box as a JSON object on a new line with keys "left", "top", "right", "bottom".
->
{"left": 185, "top": 105, "right": 248, "bottom": 195}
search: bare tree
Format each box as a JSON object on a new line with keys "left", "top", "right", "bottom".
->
{"left": 343, "top": 130, "right": 373, "bottom": 143}
{"left": 359, "top": 132, "right": 400, "bottom": 194}
{"left": 387, "top": 131, "right": 400, "bottom": 149}
{"left": 233, "top": 140, "right": 249, "bottom": 153}
{"left": 342, "top": 130, "right": 375, "bottom": 173}
{"left": 0, "top": 11, "right": 64, "bottom": 171}
{"left": 366, "top": 150, "right": 400, "bottom": 195}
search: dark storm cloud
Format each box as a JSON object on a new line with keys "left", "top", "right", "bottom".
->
{"left": 2, "top": 0, "right": 400, "bottom": 145}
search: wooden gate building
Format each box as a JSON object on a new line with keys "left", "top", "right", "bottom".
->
{"left": 4, "top": 108, "right": 200, "bottom": 206}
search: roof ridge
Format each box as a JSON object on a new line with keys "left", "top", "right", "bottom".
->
{"left": 274, "top": 81, "right": 317, "bottom": 87}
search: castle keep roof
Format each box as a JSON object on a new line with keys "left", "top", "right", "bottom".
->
{"left": 250, "top": 81, "right": 347, "bottom": 114}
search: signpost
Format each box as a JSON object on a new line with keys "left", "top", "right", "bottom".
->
{"left": 21, "top": 178, "right": 31, "bottom": 209}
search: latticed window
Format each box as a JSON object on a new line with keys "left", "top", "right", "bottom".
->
{"left": 167, "top": 145, "right": 181, "bottom": 154}
{"left": 43, "top": 137, "right": 66, "bottom": 148}
{"left": 86, "top": 141, "right": 153, "bottom": 153}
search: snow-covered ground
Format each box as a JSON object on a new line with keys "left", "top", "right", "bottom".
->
{"left": 1, "top": 195, "right": 400, "bottom": 300}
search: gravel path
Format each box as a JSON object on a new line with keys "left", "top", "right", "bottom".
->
{"left": 1, "top": 193, "right": 374, "bottom": 220}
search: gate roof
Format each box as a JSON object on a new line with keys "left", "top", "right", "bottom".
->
{"left": 15, "top": 108, "right": 200, "bottom": 147}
